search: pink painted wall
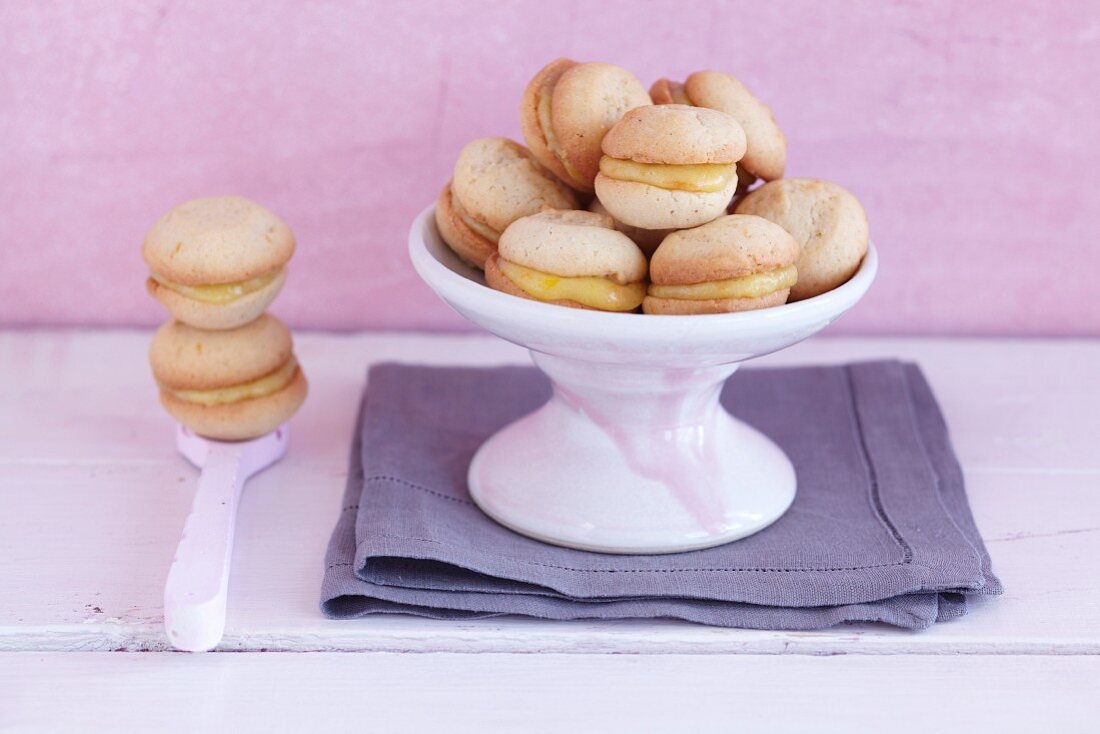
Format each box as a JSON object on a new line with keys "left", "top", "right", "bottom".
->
{"left": 1, "top": 1, "right": 1098, "bottom": 335}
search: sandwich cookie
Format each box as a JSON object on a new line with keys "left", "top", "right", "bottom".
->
{"left": 520, "top": 58, "right": 651, "bottom": 193}
{"left": 735, "top": 178, "right": 868, "bottom": 301}
{"left": 587, "top": 198, "right": 672, "bottom": 257}
{"left": 144, "top": 196, "right": 294, "bottom": 330}
{"left": 149, "top": 314, "right": 308, "bottom": 441}
{"left": 485, "top": 209, "right": 647, "bottom": 312}
{"left": 435, "top": 137, "right": 578, "bottom": 269}
{"left": 595, "top": 104, "right": 746, "bottom": 230}
{"left": 644, "top": 214, "right": 799, "bottom": 315}
{"left": 651, "top": 71, "right": 786, "bottom": 187}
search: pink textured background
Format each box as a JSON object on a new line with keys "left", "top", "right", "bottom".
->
{"left": 1, "top": 1, "right": 1098, "bottom": 335}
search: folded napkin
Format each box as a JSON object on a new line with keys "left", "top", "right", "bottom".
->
{"left": 321, "top": 361, "right": 1000, "bottom": 630}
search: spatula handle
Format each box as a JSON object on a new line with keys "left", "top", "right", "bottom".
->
{"left": 164, "top": 443, "right": 246, "bottom": 652}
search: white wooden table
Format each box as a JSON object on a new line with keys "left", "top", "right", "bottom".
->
{"left": 2, "top": 330, "right": 1098, "bottom": 732}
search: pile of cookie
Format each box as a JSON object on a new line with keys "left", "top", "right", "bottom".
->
{"left": 142, "top": 196, "right": 308, "bottom": 440}
{"left": 436, "top": 60, "right": 869, "bottom": 314}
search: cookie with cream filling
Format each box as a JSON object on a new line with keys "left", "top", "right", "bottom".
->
{"left": 595, "top": 105, "right": 746, "bottom": 230}
{"left": 485, "top": 209, "right": 647, "bottom": 312}
{"left": 149, "top": 314, "right": 307, "bottom": 440}
{"left": 435, "top": 137, "right": 578, "bottom": 269}
{"left": 644, "top": 214, "right": 799, "bottom": 315}
{"left": 735, "top": 178, "right": 868, "bottom": 301}
{"left": 520, "top": 59, "right": 651, "bottom": 193}
{"left": 143, "top": 196, "right": 295, "bottom": 330}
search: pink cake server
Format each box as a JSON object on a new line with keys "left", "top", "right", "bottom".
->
{"left": 163, "top": 424, "right": 288, "bottom": 652}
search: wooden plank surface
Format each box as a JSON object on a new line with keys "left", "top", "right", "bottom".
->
{"left": 3, "top": 652, "right": 1099, "bottom": 733}
{"left": 1, "top": 330, "right": 1099, "bottom": 654}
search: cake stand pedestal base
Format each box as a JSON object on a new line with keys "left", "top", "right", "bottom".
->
{"left": 468, "top": 356, "right": 796, "bottom": 554}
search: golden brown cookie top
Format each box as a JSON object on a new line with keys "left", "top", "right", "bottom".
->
{"left": 498, "top": 209, "right": 647, "bottom": 283}
{"left": 734, "top": 178, "right": 868, "bottom": 254}
{"left": 601, "top": 105, "right": 746, "bottom": 165}
{"left": 735, "top": 178, "right": 869, "bottom": 299}
{"left": 649, "top": 214, "right": 800, "bottom": 285}
{"left": 682, "top": 71, "right": 786, "bottom": 181}
{"left": 142, "top": 196, "right": 295, "bottom": 286}
{"left": 520, "top": 58, "right": 651, "bottom": 192}
{"left": 149, "top": 314, "right": 294, "bottom": 391}
{"left": 452, "top": 137, "right": 578, "bottom": 233}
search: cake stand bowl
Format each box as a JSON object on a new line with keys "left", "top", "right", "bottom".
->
{"left": 409, "top": 205, "right": 877, "bottom": 554}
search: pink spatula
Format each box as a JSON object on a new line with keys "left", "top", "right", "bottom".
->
{"left": 164, "top": 424, "right": 288, "bottom": 651}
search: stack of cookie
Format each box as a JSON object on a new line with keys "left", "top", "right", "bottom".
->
{"left": 143, "top": 196, "right": 308, "bottom": 440}
{"left": 436, "top": 59, "right": 870, "bottom": 315}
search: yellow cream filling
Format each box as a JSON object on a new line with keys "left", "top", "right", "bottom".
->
{"left": 648, "top": 266, "right": 797, "bottom": 301}
{"left": 598, "top": 156, "right": 735, "bottom": 193}
{"left": 537, "top": 87, "right": 586, "bottom": 187}
{"left": 169, "top": 358, "right": 298, "bottom": 407}
{"left": 451, "top": 195, "right": 500, "bottom": 243}
{"left": 498, "top": 259, "right": 645, "bottom": 312}
{"left": 152, "top": 269, "right": 281, "bottom": 305}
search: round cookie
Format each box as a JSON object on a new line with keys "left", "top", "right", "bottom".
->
{"left": 651, "top": 71, "right": 786, "bottom": 184}
{"left": 734, "top": 178, "right": 868, "bottom": 301}
{"left": 435, "top": 138, "right": 578, "bottom": 269}
{"left": 435, "top": 183, "right": 495, "bottom": 269}
{"left": 644, "top": 214, "right": 800, "bottom": 315}
{"left": 649, "top": 78, "right": 692, "bottom": 106}
{"left": 595, "top": 104, "right": 746, "bottom": 230}
{"left": 143, "top": 196, "right": 295, "bottom": 330}
{"left": 587, "top": 198, "right": 672, "bottom": 257}
{"left": 486, "top": 209, "right": 648, "bottom": 312}
{"left": 520, "top": 58, "right": 651, "bottom": 193}
{"left": 149, "top": 314, "right": 308, "bottom": 441}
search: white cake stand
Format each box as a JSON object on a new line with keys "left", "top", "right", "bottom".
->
{"left": 409, "top": 205, "right": 877, "bottom": 554}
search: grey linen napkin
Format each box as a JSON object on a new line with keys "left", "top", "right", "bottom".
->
{"left": 321, "top": 361, "right": 1000, "bottom": 630}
